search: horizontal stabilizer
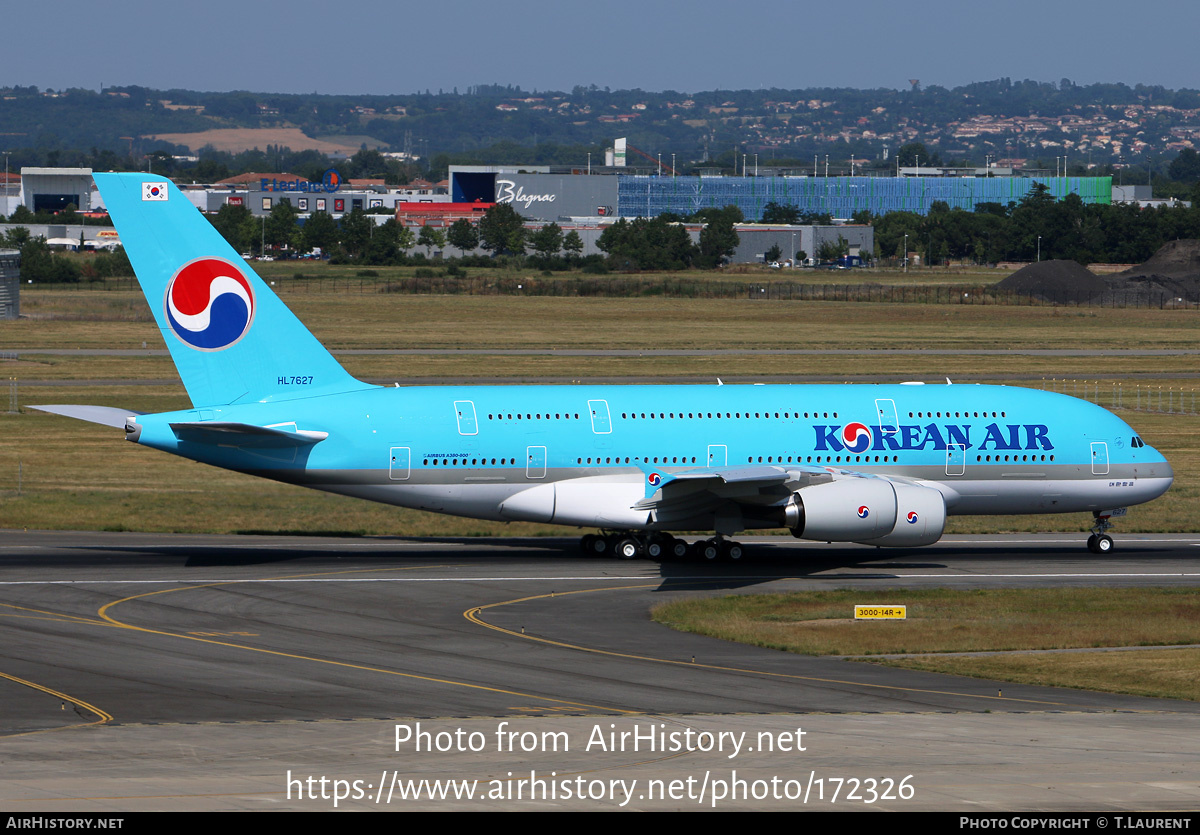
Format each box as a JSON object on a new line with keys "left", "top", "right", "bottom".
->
{"left": 31, "top": 404, "right": 142, "bottom": 428}
{"left": 169, "top": 421, "right": 328, "bottom": 448}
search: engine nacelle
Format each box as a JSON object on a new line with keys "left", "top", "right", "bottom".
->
{"left": 858, "top": 481, "right": 946, "bottom": 547}
{"left": 786, "top": 479, "right": 946, "bottom": 547}
{"left": 786, "top": 478, "right": 898, "bottom": 541}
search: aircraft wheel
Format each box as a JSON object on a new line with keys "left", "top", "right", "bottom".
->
{"left": 669, "top": 538, "right": 690, "bottom": 560}
{"left": 696, "top": 539, "right": 720, "bottom": 561}
{"left": 645, "top": 538, "right": 664, "bottom": 559}
{"left": 582, "top": 534, "right": 608, "bottom": 557}
{"left": 614, "top": 537, "right": 642, "bottom": 560}
{"left": 1088, "top": 534, "right": 1113, "bottom": 554}
{"left": 723, "top": 541, "right": 745, "bottom": 561}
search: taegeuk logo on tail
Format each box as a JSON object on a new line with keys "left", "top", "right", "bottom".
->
{"left": 164, "top": 258, "right": 256, "bottom": 351}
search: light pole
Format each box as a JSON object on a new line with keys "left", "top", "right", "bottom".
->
{"left": 903, "top": 233, "right": 908, "bottom": 273}
{"left": 657, "top": 153, "right": 661, "bottom": 176}
{"left": 587, "top": 152, "right": 591, "bottom": 175}
{"left": 1037, "top": 236, "right": 1042, "bottom": 263}
{"left": 671, "top": 153, "right": 675, "bottom": 179}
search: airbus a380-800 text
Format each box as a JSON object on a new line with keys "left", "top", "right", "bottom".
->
{"left": 35, "top": 174, "right": 1174, "bottom": 560}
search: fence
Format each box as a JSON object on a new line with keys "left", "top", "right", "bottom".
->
{"left": 1042, "top": 378, "right": 1200, "bottom": 416}
{"left": 26, "top": 275, "right": 1200, "bottom": 308}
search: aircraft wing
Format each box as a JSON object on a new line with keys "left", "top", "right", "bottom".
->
{"left": 631, "top": 462, "right": 861, "bottom": 509}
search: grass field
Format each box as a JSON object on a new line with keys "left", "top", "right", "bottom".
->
{"left": 2, "top": 281, "right": 1198, "bottom": 536}
{"left": 650, "top": 589, "right": 1200, "bottom": 701}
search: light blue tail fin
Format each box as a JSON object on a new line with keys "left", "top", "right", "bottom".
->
{"left": 94, "top": 173, "right": 369, "bottom": 407}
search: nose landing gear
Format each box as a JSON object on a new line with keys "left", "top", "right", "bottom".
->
{"left": 1086, "top": 510, "right": 1121, "bottom": 554}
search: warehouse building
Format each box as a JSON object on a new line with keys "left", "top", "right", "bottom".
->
{"left": 448, "top": 165, "right": 1112, "bottom": 222}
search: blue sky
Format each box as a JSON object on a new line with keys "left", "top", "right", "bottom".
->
{"left": 7, "top": 0, "right": 1198, "bottom": 95}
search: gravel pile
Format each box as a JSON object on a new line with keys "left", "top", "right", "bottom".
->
{"left": 993, "top": 244, "right": 1200, "bottom": 304}
{"left": 993, "top": 260, "right": 1110, "bottom": 303}
{"left": 1112, "top": 240, "right": 1200, "bottom": 300}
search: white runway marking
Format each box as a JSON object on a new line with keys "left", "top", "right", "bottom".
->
{"left": 2, "top": 572, "right": 1200, "bottom": 586}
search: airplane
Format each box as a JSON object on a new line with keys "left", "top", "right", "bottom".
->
{"left": 34, "top": 174, "right": 1174, "bottom": 560}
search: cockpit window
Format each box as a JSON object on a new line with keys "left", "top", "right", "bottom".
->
{"left": 1132, "top": 436, "right": 1145, "bottom": 448}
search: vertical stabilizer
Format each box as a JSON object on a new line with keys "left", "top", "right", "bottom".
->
{"left": 95, "top": 173, "right": 368, "bottom": 407}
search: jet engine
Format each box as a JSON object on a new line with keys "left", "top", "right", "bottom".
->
{"left": 784, "top": 478, "right": 946, "bottom": 547}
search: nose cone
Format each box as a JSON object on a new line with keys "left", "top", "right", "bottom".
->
{"left": 1138, "top": 453, "right": 1173, "bottom": 503}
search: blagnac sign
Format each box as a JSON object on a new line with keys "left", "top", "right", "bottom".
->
{"left": 496, "top": 179, "right": 556, "bottom": 209}
{"left": 261, "top": 169, "right": 343, "bottom": 194}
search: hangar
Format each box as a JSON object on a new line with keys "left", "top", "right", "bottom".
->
{"left": 20, "top": 168, "right": 98, "bottom": 214}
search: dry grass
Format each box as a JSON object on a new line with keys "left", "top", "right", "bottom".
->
{"left": 876, "top": 649, "right": 1200, "bottom": 702}
{"left": 145, "top": 127, "right": 374, "bottom": 155}
{"left": 8, "top": 288, "right": 1199, "bottom": 353}
{"left": 651, "top": 589, "right": 1200, "bottom": 700}
{"left": 651, "top": 589, "right": 1200, "bottom": 656}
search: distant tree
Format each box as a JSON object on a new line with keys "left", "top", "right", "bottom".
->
{"left": 690, "top": 205, "right": 743, "bottom": 225}
{"left": 562, "top": 229, "right": 584, "bottom": 261}
{"left": 1168, "top": 148, "right": 1200, "bottom": 182}
{"left": 597, "top": 216, "right": 695, "bottom": 270}
{"left": 764, "top": 244, "right": 782, "bottom": 262}
{"left": 417, "top": 224, "right": 446, "bottom": 256}
{"left": 478, "top": 202, "right": 526, "bottom": 256}
{"left": 896, "top": 142, "right": 942, "bottom": 168}
{"left": 264, "top": 199, "right": 300, "bottom": 252}
{"left": 796, "top": 210, "right": 833, "bottom": 225}
{"left": 16, "top": 235, "right": 80, "bottom": 282}
{"left": 301, "top": 210, "right": 338, "bottom": 254}
{"left": 209, "top": 203, "right": 252, "bottom": 252}
{"left": 339, "top": 208, "right": 373, "bottom": 257}
{"left": 794, "top": 250, "right": 808, "bottom": 264}
{"left": 816, "top": 235, "right": 850, "bottom": 263}
{"left": 194, "top": 157, "right": 230, "bottom": 182}
{"left": 697, "top": 205, "right": 741, "bottom": 267}
{"left": 528, "top": 222, "right": 563, "bottom": 259}
{"left": 761, "top": 202, "right": 800, "bottom": 224}
{"left": 446, "top": 218, "right": 479, "bottom": 256}
{"left": 3, "top": 226, "right": 32, "bottom": 249}
{"left": 363, "top": 218, "right": 404, "bottom": 264}
{"left": 395, "top": 223, "right": 416, "bottom": 255}
{"left": 93, "top": 246, "right": 133, "bottom": 277}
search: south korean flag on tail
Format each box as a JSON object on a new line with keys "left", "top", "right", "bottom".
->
{"left": 142, "top": 181, "right": 169, "bottom": 201}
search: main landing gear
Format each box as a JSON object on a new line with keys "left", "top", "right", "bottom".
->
{"left": 579, "top": 532, "right": 745, "bottom": 561}
{"left": 1086, "top": 511, "right": 1115, "bottom": 554}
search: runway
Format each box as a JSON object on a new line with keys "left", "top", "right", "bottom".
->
{"left": 2, "top": 530, "right": 1199, "bottom": 811}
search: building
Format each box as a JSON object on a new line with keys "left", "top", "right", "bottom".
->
{"left": 0, "top": 249, "right": 19, "bottom": 319}
{"left": 19, "top": 168, "right": 98, "bottom": 213}
{"left": 448, "top": 164, "right": 1112, "bottom": 222}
